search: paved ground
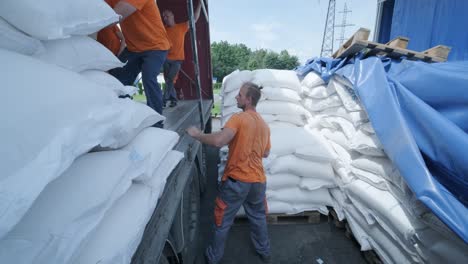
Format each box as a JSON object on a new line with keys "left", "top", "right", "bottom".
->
{"left": 194, "top": 128, "right": 366, "bottom": 264}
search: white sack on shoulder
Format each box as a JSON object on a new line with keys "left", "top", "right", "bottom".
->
{"left": 0, "top": 17, "right": 45, "bottom": 56}
{"left": 34, "top": 36, "right": 124, "bottom": 72}
{"left": 0, "top": 0, "right": 118, "bottom": 40}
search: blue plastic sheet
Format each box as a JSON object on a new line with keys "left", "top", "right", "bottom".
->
{"left": 299, "top": 57, "right": 468, "bottom": 243}
{"left": 383, "top": 0, "right": 468, "bottom": 61}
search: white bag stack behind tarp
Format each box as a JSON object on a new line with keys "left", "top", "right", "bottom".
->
{"left": 220, "top": 69, "right": 338, "bottom": 216}
{"left": 0, "top": 0, "right": 185, "bottom": 262}
{"left": 300, "top": 72, "right": 468, "bottom": 263}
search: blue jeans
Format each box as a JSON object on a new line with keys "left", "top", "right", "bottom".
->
{"left": 205, "top": 178, "right": 271, "bottom": 264}
{"left": 163, "top": 59, "right": 182, "bottom": 104}
{"left": 110, "top": 49, "right": 168, "bottom": 118}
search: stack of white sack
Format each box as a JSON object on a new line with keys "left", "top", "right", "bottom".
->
{"left": 300, "top": 72, "right": 468, "bottom": 263}
{"left": 0, "top": 1, "right": 184, "bottom": 263}
{"left": 220, "top": 69, "right": 338, "bottom": 216}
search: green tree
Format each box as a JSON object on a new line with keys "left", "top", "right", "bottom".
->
{"left": 211, "top": 41, "right": 300, "bottom": 81}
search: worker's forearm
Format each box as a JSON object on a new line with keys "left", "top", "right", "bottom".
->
{"left": 193, "top": 132, "right": 224, "bottom": 148}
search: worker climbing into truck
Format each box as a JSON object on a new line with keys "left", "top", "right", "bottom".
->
{"left": 99, "top": 0, "right": 171, "bottom": 128}
{"left": 187, "top": 82, "right": 272, "bottom": 264}
{"left": 161, "top": 1, "right": 202, "bottom": 108}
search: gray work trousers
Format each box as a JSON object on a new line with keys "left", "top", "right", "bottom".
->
{"left": 205, "top": 178, "right": 270, "bottom": 264}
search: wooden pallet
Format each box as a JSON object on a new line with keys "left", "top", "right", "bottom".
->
{"left": 333, "top": 28, "right": 451, "bottom": 62}
{"left": 235, "top": 211, "right": 322, "bottom": 225}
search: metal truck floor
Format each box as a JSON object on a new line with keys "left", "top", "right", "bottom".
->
{"left": 195, "top": 144, "right": 366, "bottom": 264}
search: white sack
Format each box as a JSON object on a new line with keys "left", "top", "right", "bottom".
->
{"left": 301, "top": 71, "right": 324, "bottom": 88}
{"left": 0, "top": 151, "right": 144, "bottom": 264}
{"left": 329, "top": 76, "right": 363, "bottom": 112}
{"left": 268, "top": 122, "right": 297, "bottom": 129}
{"left": 345, "top": 179, "right": 427, "bottom": 253}
{"left": 261, "top": 114, "right": 306, "bottom": 126}
{"left": 343, "top": 203, "right": 415, "bottom": 264}
{"left": 252, "top": 69, "right": 301, "bottom": 92}
{"left": 268, "top": 155, "right": 335, "bottom": 180}
{"left": 0, "top": 0, "right": 118, "bottom": 40}
{"left": 360, "top": 122, "right": 375, "bottom": 134}
{"left": 0, "top": 50, "right": 162, "bottom": 239}
{"left": 270, "top": 127, "right": 330, "bottom": 156}
{"left": 261, "top": 87, "right": 301, "bottom": 103}
{"left": 351, "top": 156, "right": 402, "bottom": 188}
{"left": 299, "top": 178, "right": 335, "bottom": 191}
{"left": 302, "top": 95, "right": 343, "bottom": 112}
{"left": 319, "top": 106, "right": 368, "bottom": 127}
{"left": 302, "top": 84, "right": 336, "bottom": 99}
{"left": 72, "top": 184, "right": 153, "bottom": 264}
{"left": 266, "top": 173, "right": 301, "bottom": 190}
{"left": 349, "top": 130, "right": 385, "bottom": 157}
{"left": 0, "top": 17, "right": 45, "bottom": 56}
{"left": 267, "top": 187, "right": 333, "bottom": 206}
{"left": 123, "top": 128, "right": 179, "bottom": 182}
{"left": 257, "top": 101, "right": 309, "bottom": 116}
{"left": 34, "top": 36, "right": 124, "bottom": 72}
{"left": 222, "top": 70, "right": 253, "bottom": 93}
{"left": 320, "top": 128, "right": 351, "bottom": 151}
{"left": 80, "top": 70, "right": 137, "bottom": 97}
{"left": 329, "top": 188, "right": 346, "bottom": 221}
{"left": 263, "top": 200, "right": 329, "bottom": 216}
{"left": 351, "top": 167, "right": 387, "bottom": 190}
{"left": 319, "top": 116, "right": 357, "bottom": 139}
{"left": 144, "top": 150, "right": 184, "bottom": 200}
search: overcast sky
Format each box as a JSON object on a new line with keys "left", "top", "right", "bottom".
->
{"left": 209, "top": 0, "right": 378, "bottom": 63}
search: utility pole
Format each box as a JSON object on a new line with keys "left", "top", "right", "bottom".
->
{"left": 335, "top": 2, "right": 354, "bottom": 47}
{"left": 320, "top": 0, "right": 336, "bottom": 57}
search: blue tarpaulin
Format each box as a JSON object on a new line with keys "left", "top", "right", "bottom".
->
{"left": 300, "top": 57, "right": 468, "bottom": 243}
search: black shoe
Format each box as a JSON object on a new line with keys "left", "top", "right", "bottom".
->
{"left": 257, "top": 253, "right": 271, "bottom": 263}
{"left": 169, "top": 101, "right": 177, "bottom": 107}
{"left": 162, "top": 102, "right": 167, "bottom": 108}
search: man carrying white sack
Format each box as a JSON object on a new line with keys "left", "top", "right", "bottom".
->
{"left": 103, "top": 0, "right": 170, "bottom": 128}
{"left": 187, "top": 82, "right": 272, "bottom": 263}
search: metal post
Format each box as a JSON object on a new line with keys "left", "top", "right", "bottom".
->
{"left": 187, "top": 0, "right": 205, "bottom": 130}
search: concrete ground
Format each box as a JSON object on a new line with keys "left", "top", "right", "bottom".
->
{"left": 194, "top": 119, "right": 366, "bottom": 264}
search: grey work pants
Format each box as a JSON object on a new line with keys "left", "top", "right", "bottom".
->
{"left": 205, "top": 178, "right": 270, "bottom": 264}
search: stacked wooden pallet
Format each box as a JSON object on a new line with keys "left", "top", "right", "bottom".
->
{"left": 333, "top": 28, "right": 451, "bottom": 62}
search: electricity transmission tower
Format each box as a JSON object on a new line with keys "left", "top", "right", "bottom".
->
{"left": 335, "top": 3, "right": 354, "bottom": 47}
{"left": 320, "top": 0, "right": 336, "bottom": 57}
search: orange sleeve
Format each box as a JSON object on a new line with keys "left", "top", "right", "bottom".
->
{"left": 266, "top": 133, "right": 271, "bottom": 152}
{"left": 122, "top": 0, "right": 149, "bottom": 10}
{"left": 224, "top": 114, "right": 241, "bottom": 134}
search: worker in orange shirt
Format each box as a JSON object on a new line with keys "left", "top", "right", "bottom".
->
{"left": 161, "top": 1, "right": 202, "bottom": 108}
{"left": 102, "top": 0, "right": 171, "bottom": 128}
{"left": 187, "top": 82, "right": 272, "bottom": 264}
{"left": 97, "top": 24, "right": 125, "bottom": 56}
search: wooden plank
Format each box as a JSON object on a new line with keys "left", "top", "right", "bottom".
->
{"left": 236, "top": 211, "right": 322, "bottom": 225}
{"left": 333, "top": 28, "right": 370, "bottom": 58}
{"left": 385, "top": 36, "right": 409, "bottom": 49}
{"left": 422, "top": 45, "right": 451, "bottom": 61}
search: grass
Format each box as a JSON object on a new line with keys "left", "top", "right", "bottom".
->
{"left": 133, "top": 93, "right": 147, "bottom": 103}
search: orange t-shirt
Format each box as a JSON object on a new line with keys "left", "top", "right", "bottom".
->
{"left": 165, "top": 22, "right": 189, "bottom": 60}
{"left": 97, "top": 25, "right": 121, "bottom": 55}
{"left": 223, "top": 110, "right": 271, "bottom": 183}
{"left": 105, "top": 0, "right": 170, "bottom": 52}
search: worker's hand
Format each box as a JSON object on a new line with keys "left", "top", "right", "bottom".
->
{"left": 186, "top": 126, "right": 202, "bottom": 138}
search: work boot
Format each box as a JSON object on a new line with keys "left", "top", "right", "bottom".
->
{"left": 257, "top": 253, "right": 272, "bottom": 264}
{"left": 162, "top": 101, "right": 167, "bottom": 108}
{"left": 169, "top": 101, "right": 177, "bottom": 107}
